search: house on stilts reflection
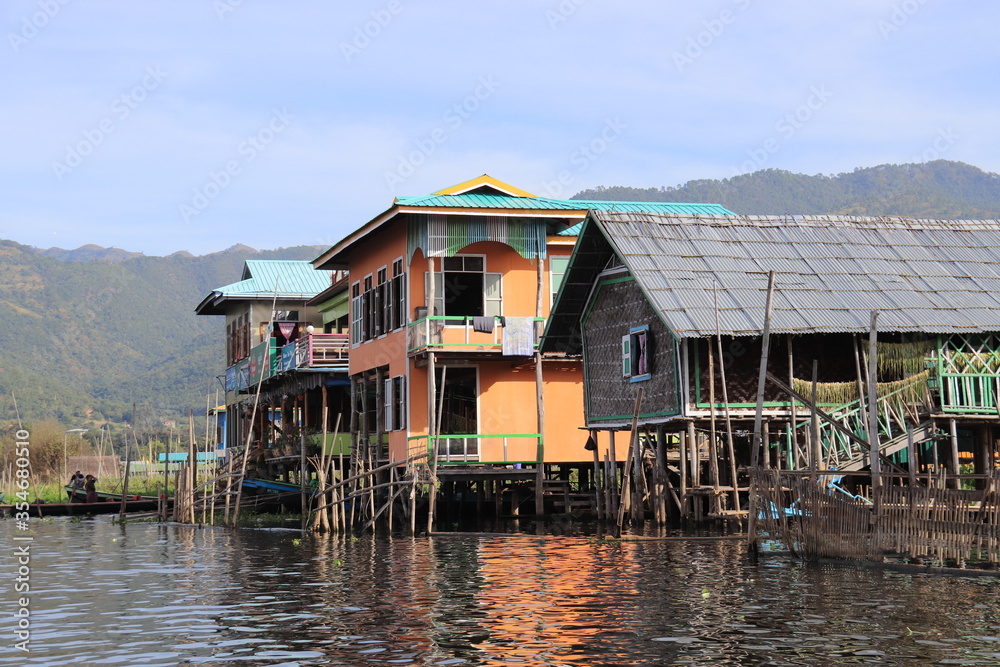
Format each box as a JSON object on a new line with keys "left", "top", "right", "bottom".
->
{"left": 542, "top": 209, "right": 1000, "bottom": 526}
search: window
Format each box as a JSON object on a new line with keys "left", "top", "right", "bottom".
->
{"left": 392, "top": 258, "right": 405, "bottom": 330}
{"left": 353, "top": 263, "right": 406, "bottom": 345}
{"left": 351, "top": 282, "right": 362, "bottom": 345}
{"left": 383, "top": 375, "right": 406, "bottom": 431}
{"left": 376, "top": 267, "right": 387, "bottom": 336}
{"left": 426, "top": 255, "right": 501, "bottom": 319}
{"left": 622, "top": 325, "right": 652, "bottom": 382}
{"left": 550, "top": 256, "right": 570, "bottom": 306}
{"left": 362, "top": 275, "right": 373, "bottom": 342}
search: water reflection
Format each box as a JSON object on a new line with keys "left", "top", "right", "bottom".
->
{"left": 1, "top": 519, "right": 999, "bottom": 665}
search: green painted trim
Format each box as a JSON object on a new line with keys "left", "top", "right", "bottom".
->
{"left": 588, "top": 410, "right": 679, "bottom": 422}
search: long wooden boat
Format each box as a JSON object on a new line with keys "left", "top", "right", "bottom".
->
{"left": 65, "top": 486, "right": 160, "bottom": 503}
{"left": 1, "top": 498, "right": 160, "bottom": 517}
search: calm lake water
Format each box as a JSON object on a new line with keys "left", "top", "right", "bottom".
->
{"left": 2, "top": 518, "right": 1000, "bottom": 666}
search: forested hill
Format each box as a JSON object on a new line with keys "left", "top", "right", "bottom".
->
{"left": 0, "top": 241, "right": 324, "bottom": 426}
{"left": 572, "top": 161, "right": 1000, "bottom": 219}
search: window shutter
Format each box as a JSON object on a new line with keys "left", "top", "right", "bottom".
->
{"left": 484, "top": 272, "right": 502, "bottom": 317}
{"left": 622, "top": 335, "right": 631, "bottom": 377}
{"left": 384, "top": 378, "right": 392, "bottom": 431}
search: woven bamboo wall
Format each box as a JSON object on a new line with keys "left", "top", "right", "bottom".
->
{"left": 583, "top": 277, "right": 678, "bottom": 422}
{"left": 693, "top": 333, "right": 863, "bottom": 404}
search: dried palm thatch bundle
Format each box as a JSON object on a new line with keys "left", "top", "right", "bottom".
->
{"left": 791, "top": 370, "right": 930, "bottom": 407}
{"left": 878, "top": 339, "right": 935, "bottom": 378}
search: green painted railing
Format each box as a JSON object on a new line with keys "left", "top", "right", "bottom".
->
{"left": 790, "top": 380, "right": 924, "bottom": 470}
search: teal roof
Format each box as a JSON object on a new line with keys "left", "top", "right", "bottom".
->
{"left": 394, "top": 193, "right": 734, "bottom": 236}
{"left": 196, "top": 260, "right": 331, "bottom": 315}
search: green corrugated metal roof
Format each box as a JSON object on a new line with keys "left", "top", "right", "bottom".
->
{"left": 225, "top": 260, "right": 331, "bottom": 297}
{"left": 396, "top": 193, "right": 734, "bottom": 218}
{"left": 196, "top": 260, "right": 332, "bottom": 315}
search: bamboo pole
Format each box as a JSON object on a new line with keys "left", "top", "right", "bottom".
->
{"left": 751, "top": 270, "right": 777, "bottom": 469}
{"left": 788, "top": 335, "right": 797, "bottom": 467}
{"left": 714, "top": 283, "right": 741, "bottom": 512}
{"left": 707, "top": 335, "right": 720, "bottom": 515}
{"left": 616, "top": 388, "right": 643, "bottom": 535}
{"left": 231, "top": 281, "right": 281, "bottom": 526}
{"left": 535, "top": 254, "right": 546, "bottom": 516}
{"left": 426, "top": 256, "right": 438, "bottom": 534}
{"left": 188, "top": 409, "right": 196, "bottom": 524}
{"left": 868, "top": 311, "right": 881, "bottom": 490}
{"left": 810, "top": 360, "right": 820, "bottom": 482}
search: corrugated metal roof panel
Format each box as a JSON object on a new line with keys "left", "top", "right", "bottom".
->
{"left": 584, "top": 210, "right": 1000, "bottom": 337}
{"left": 213, "top": 260, "right": 331, "bottom": 299}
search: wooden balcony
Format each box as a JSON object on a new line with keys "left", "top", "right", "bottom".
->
{"left": 406, "top": 315, "right": 542, "bottom": 357}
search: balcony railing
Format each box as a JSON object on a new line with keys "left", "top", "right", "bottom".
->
{"left": 226, "top": 333, "right": 349, "bottom": 391}
{"left": 278, "top": 333, "right": 349, "bottom": 372}
{"left": 406, "top": 315, "right": 543, "bottom": 355}
{"left": 407, "top": 433, "right": 542, "bottom": 465}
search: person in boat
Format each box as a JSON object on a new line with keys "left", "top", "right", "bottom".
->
{"left": 69, "top": 470, "right": 85, "bottom": 491}
{"left": 84, "top": 475, "right": 99, "bottom": 503}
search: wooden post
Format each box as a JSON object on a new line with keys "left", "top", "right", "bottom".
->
{"left": 853, "top": 334, "right": 869, "bottom": 445}
{"left": 426, "top": 257, "right": 438, "bottom": 534}
{"left": 787, "top": 335, "right": 797, "bottom": 466}
{"left": 714, "top": 283, "right": 741, "bottom": 512}
{"left": 119, "top": 447, "right": 132, "bottom": 521}
{"left": 751, "top": 270, "right": 776, "bottom": 469}
{"left": 655, "top": 424, "right": 668, "bottom": 523}
{"left": 949, "top": 418, "right": 960, "bottom": 489}
{"left": 188, "top": 409, "right": 196, "bottom": 523}
{"left": 906, "top": 423, "right": 917, "bottom": 488}
{"left": 535, "top": 255, "right": 546, "bottom": 516}
{"left": 616, "top": 388, "right": 643, "bottom": 535}
{"left": 810, "top": 360, "right": 820, "bottom": 481}
{"left": 868, "top": 311, "right": 881, "bottom": 489}
{"left": 679, "top": 426, "right": 688, "bottom": 518}
{"left": 590, "top": 429, "right": 604, "bottom": 520}
{"left": 707, "top": 335, "right": 720, "bottom": 515}
{"left": 608, "top": 431, "right": 619, "bottom": 519}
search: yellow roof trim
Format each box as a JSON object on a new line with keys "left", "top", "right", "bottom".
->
{"left": 432, "top": 174, "right": 537, "bottom": 198}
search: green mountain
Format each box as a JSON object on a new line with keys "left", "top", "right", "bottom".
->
{"left": 0, "top": 241, "right": 324, "bottom": 426}
{"left": 573, "top": 160, "right": 1000, "bottom": 219}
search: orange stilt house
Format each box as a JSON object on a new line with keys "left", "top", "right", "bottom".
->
{"left": 313, "top": 175, "right": 733, "bottom": 517}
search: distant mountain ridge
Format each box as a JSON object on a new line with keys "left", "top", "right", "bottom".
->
{"left": 572, "top": 160, "right": 1000, "bottom": 220}
{"left": 34, "top": 242, "right": 266, "bottom": 263}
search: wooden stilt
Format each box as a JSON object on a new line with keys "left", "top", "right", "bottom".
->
{"left": 751, "top": 270, "right": 776, "bottom": 469}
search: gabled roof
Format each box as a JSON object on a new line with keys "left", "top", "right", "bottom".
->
{"left": 195, "top": 260, "right": 332, "bottom": 315}
{"left": 312, "top": 174, "right": 733, "bottom": 270}
{"left": 543, "top": 210, "right": 1000, "bottom": 352}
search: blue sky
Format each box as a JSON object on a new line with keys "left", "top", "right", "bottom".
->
{"left": 2, "top": 0, "right": 997, "bottom": 256}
